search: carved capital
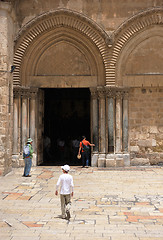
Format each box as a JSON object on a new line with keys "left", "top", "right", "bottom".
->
{"left": 122, "top": 90, "right": 129, "bottom": 100}
{"left": 29, "top": 87, "right": 38, "bottom": 99}
{"left": 97, "top": 86, "right": 106, "bottom": 99}
{"left": 14, "top": 87, "right": 38, "bottom": 98}
{"left": 115, "top": 91, "right": 123, "bottom": 99}
{"left": 90, "top": 87, "right": 98, "bottom": 99}
{"left": 105, "top": 87, "right": 116, "bottom": 98}
{"left": 113, "top": 87, "right": 130, "bottom": 99}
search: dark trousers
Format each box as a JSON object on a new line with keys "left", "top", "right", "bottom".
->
{"left": 81, "top": 151, "right": 90, "bottom": 167}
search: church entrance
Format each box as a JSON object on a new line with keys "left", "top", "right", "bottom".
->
{"left": 43, "top": 88, "right": 90, "bottom": 166}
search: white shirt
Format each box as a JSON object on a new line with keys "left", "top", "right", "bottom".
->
{"left": 56, "top": 173, "right": 74, "bottom": 195}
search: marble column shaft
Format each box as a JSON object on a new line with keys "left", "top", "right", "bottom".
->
{"left": 108, "top": 97, "right": 115, "bottom": 153}
{"left": 22, "top": 97, "right": 28, "bottom": 149}
{"left": 90, "top": 88, "right": 99, "bottom": 152}
{"left": 30, "top": 97, "right": 36, "bottom": 151}
{"left": 13, "top": 98, "right": 19, "bottom": 154}
{"left": 98, "top": 88, "right": 106, "bottom": 153}
{"left": 115, "top": 92, "right": 122, "bottom": 153}
{"left": 122, "top": 92, "right": 129, "bottom": 152}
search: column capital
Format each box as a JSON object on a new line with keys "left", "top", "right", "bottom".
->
{"left": 90, "top": 87, "right": 98, "bottom": 99}
{"left": 29, "top": 87, "right": 38, "bottom": 99}
{"left": 97, "top": 86, "right": 106, "bottom": 99}
{"left": 115, "top": 87, "right": 130, "bottom": 99}
{"left": 105, "top": 87, "right": 115, "bottom": 97}
{"left": 14, "top": 87, "right": 38, "bottom": 98}
{"left": 122, "top": 91, "right": 129, "bottom": 100}
{"left": 115, "top": 91, "right": 123, "bottom": 99}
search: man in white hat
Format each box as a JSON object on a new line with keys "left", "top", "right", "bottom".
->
{"left": 55, "top": 165, "right": 74, "bottom": 220}
{"left": 23, "top": 138, "right": 33, "bottom": 177}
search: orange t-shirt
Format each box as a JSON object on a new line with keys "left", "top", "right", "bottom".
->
{"left": 80, "top": 139, "right": 90, "bottom": 152}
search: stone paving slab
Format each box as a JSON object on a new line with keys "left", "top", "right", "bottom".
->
{"left": 0, "top": 166, "right": 163, "bottom": 239}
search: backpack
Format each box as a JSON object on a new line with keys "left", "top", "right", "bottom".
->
{"left": 23, "top": 144, "right": 30, "bottom": 158}
{"left": 82, "top": 142, "right": 90, "bottom": 152}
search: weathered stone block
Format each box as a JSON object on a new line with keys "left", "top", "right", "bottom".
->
{"left": 123, "top": 154, "right": 130, "bottom": 166}
{"left": 160, "top": 153, "right": 163, "bottom": 160}
{"left": 150, "top": 126, "right": 158, "bottom": 134}
{"left": 138, "top": 139, "right": 156, "bottom": 147}
{"left": 149, "top": 157, "right": 159, "bottom": 165}
{"left": 158, "top": 126, "right": 163, "bottom": 133}
{"left": 130, "top": 146, "right": 139, "bottom": 152}
{"left": 91, "top": 153, "right": 98, "bottom": 167}
{"left": 98, "top": 158, "right": 106, "bottom": 167}
{"left": 131, "top": 158, "right": 150, "bottom": 166}
{"left": 106, "top": 159, "right": 116, "bottom": 167}
{"left": 106, "top": 154, "right": 115, "bottom": 159}
{"left": 116, "top": 158, "right": 124, "bottom": 167}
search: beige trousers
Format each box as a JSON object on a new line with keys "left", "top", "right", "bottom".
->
{"left": 60, "top": 194, "right": 71, "bottom": 217}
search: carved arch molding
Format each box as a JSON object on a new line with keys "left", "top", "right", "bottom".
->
{"left": 110, "top": 7, "right": 163, "bottom": 86}
{"left": 13, "top": 8, "right": 163, "bottom": 87}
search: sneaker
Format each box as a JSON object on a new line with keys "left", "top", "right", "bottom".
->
{"left": 66, "top": 210, "right": 71, "bottom": 220}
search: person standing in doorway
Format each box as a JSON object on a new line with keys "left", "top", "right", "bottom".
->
{"left": 78, "top": 136, "right": 95, "bottom": 168}
{"left": 55, "top": 165, "right": 74, "bottom": 220}
{"left": 23, "top": 138, "right": 33, "bottom": 177}
{"left": 72, "top": 136, "right": 80, "bottom": 165}
{"left": 43, "top": 135, "right": 52, "bottom": 164}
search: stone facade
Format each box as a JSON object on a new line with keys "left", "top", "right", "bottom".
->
{"left": 0, "top": 0, "right": 163, "bottom": 175}
{"left": 0, "top": 2, "right": 15, "bottom": 175}
{"left": 129, "top": 87, "right": 163, "bottom": 166}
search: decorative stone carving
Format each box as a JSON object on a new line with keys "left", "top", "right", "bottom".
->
{"left": 90, "top": 87, "right": 98, "bottom": 99}
{"left": 14, "top": 87, "right": 38, "bottom": 98}
{"left": 97, "top": 86, "right": 106, "bottom": 99}
{"left": 105, "top": 87, "right": 115, "bottom": 98}
{"left": 13, "top": 9, "right": 108, "bottom": 87}
{"left": 107, "top": 8, "right": 163, "bottom": 86}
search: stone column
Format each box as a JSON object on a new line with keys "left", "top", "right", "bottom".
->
{"left": 13, "top": 97, "right": 19, "bottom": 154}
{"left": 0, "top": 2, "right": 15, "bottom": 175}
{"left": 106, "top": 88, "right": 116, "bottom": 167}
{"left": 122, "top": 90, "right": 130, "bottom": 166}
{"left": 90, "top": 88, "right": 99, "bottom": 166}
{"left": 106, "top": 88, "right": 115, "bottom": 153}
{"left": 122, "top": 91, "right": 129, "bottom": 152}
{"left": 22, "top": 97, "right": 28, "bottom": 149}
{"left": 29, "top": 91, "right": 37, "bottom": 166}
{"left": 97, "top": 87, "right": 106, "bottom": 167}
{"left": 115, "top": 91, "right": 122, "bottom": 153}
{"left": 12, "top": 89, "right": 21, "bottom": 167}
{"left": 13, "top": 88, "right": 38, "bottom": 167}
{"left": 30, "top": 96, "right": 36, "bottom": 151}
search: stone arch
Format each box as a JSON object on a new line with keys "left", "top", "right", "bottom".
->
{"left": 116, "top": 27, "right": 163, "bottom": 87}
{"left": 20, "top": 28, "right": 102, "bottom": 87}
{"left": 108, "top": 7, "right": 163, "bottom": 86}
{"left": 13, "top": 8, "right": 109, "bottom": 87}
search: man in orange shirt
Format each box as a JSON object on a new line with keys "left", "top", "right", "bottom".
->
{"left": 78, "top": 136, "right": 95, "bottom": 167}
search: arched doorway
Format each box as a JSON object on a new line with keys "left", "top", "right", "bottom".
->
{"left": 13, "top": 9, "right": 106, "bottom": 166}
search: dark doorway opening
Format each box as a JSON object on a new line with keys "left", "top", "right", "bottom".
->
{"left": 43, "top": 88, "right": 90, "bottom": 166}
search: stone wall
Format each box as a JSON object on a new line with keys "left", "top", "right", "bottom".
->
{"left": 14, "top": 0, "right": 163, "bottom": 31}
{"left": 0, "top": 2, "right": 15, "bottom": 175}
{"left": 0, "top": 1, "right": 162, "bottom": 172}
{"left": 129, "top": 87, "right": 163, "bottom": 166}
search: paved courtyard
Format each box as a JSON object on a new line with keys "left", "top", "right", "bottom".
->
{"left": 0, "top": 166, "right": 163, "bottom": 240}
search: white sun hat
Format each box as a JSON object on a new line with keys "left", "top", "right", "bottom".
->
{"left": 61, "top": 164, "right": 70, "bottom": 172}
